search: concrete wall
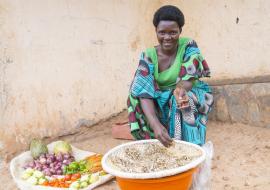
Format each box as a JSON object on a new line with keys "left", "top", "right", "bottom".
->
{"left": 1, "top": 0, "right": 270, "bottom": 160}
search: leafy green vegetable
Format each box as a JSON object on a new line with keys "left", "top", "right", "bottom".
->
{"left": 64, "top": 160, "right": 88, "bottom": 174}
{"left": 30, "top": 139, "right": 48, "bottom": 159}
{"left": 53, "top": 141, "right": 72, "bottom": 154}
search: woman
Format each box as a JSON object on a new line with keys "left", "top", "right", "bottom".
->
{"left": 127, "top": 5, "right": 213, "bottom": 147}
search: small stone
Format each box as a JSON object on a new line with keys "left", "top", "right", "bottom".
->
{"left": 249, "top": 172, "right": 258, "bottom": 177}
{"left": 253, "top": 146, "right": 259, "bottom": 151}
{"left": 224, "top": 184, "right": 230, "bottom": 188}
{"left": 222, "top": 176, "right": 229, "bottom": 181}
{"left": 265, "top": 145, "right": 270, "bottom": 149}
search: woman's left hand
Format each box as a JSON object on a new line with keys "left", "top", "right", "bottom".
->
{"left": 173, "top": 87, "right": 189, "bottom": 110}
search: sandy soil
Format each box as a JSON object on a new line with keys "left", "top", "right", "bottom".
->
{"left": 2, "top": 112, "right": 270, "bottom": 190}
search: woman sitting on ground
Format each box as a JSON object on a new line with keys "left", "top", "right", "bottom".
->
{"left": 127, "top": 5, "right": 213, "bottom": 147}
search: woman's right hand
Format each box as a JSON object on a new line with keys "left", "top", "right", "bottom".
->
{"left": 139, "top": 98, "right": 172, "bottom": 147}
{"left": 153, "top": 125, "right": 173, "bottom": 147}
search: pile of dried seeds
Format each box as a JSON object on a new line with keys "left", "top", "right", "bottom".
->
{"left": 107, "top": 142, "right": 202, "bottom": 173}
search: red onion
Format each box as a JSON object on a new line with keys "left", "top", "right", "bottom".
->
{"left": 50, "top": 168, "right": 56, "bottom": 174}
{"left": 49, "top": 163, "right": 55, "bottom": 168}
{"left": 44, "top": 170, "right": 51, "bottom": 176}
{"left": 39, "top": 157, "right": 46, "bottom": 164}
{"left": 63, "top": 153, "right": 70, "bottom": 159}
{"left": 56, "top": 169, "right": 62, "bottom": 175}
{"left": 63, "top": 159, "right": 69, "bottom": 165}
{"left": 46, "top": 157, "right": 52, "bottom": 164}
{"left": 56, "top": 154, "right": 63, "bottom": 161}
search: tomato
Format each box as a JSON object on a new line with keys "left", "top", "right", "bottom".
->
{"left": 63, "top": 183, "right": 70, "bottom": 188}
{"left": 65, "top": 174, "right": 72, "bottom": 181}
{"left": 53, "top": 181, "right": 60, "bottom": 187}
{"left": 73, "top": 173, "right": 81, "bottom": 179}
{"left": 71, "top": 173, "right": 81, "bottom": 181}
{"left": 59, "top": 183, "right": 65, "bottom": 188}
{"left": 42, "top": 181, "right": 49, "bottom": 186}
{"left": 49, "top": 180, "right": 55, "bottom": 186}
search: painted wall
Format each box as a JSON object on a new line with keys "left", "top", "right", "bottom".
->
{"left": 0, "top": 0, "right": 162, "bottom": 159}
{"left": 165, "top": 0, "right": 270, "bottom": 80}
{"left": 1, "top": 0, "right": 269, "bottom": 159}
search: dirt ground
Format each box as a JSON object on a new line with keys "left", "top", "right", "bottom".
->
{"left": 2, "top": 112, "right": 270, "bottom": 190}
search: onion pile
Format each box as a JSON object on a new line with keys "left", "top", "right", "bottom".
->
{"left": 24, "top": 153, "right": 75, "bottom": 176}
